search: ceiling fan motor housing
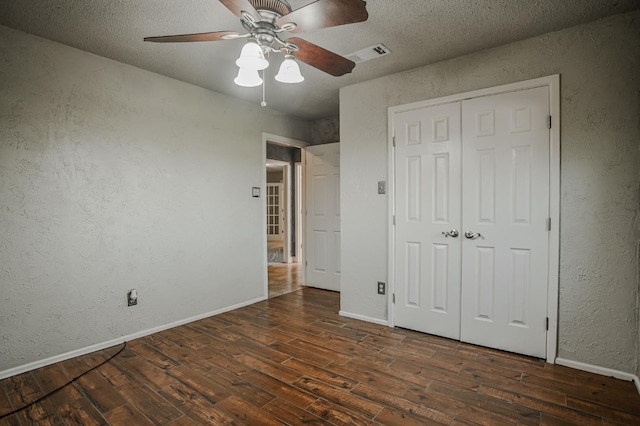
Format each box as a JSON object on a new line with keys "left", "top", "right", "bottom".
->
{"left": 242, "top": 0, "right": 297, "bottom": 53}
{"left": 249, "top": 0, "right": 292, "bottom": 18}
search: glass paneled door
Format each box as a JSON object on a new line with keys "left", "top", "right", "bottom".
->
{"left": 267, "top": 183, "right": 283, "bottom": 241}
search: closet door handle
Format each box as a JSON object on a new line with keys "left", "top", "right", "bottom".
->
{"left": 442, "top": 229, "right": 459, "bottom": 238}
{"left": 464, "top": 231, "right": 482, "bottom": 239}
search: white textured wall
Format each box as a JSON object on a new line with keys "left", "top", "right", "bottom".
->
{"left": 0, "top": 25, "right": 310, "bottom": 373}
{"left": 340, "top": 11, "right": 640, "bottom": 373}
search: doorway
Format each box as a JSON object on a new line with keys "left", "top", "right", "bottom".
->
{"left": 266, "top": 161, "right": 288, "bottom": 263}
{"left": 263, "top": 134, "right": 307, "bottom": 298}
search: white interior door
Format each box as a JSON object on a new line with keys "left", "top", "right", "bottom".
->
{"left": 460, "top": 87, "right": 550, "bottom": 358}
{"left": 305, "top": 143, "right": 341, "bottom": 291}
{"left": 392, "top": 86, "right": 551, "bottom": 358}
{"left": 394, "top": 102, "right": 462, "bottom": 340}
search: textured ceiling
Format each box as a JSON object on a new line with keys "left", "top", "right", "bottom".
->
{"left": 1, "top": 0, "right": 638, "bottom": 120}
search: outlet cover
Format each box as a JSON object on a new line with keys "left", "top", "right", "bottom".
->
{"left": 378, "top": 181, "right": 386, "bottom": 194}
{"left": 127, "top": 290, "right": 138, "bottom": 306}
{"left": 377, "top": 281, "right": 386, "bottom": 295}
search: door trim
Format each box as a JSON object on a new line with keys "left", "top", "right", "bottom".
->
{"left": 294, "top": 163, "right": 304, "bottom": 263}
{"left": 387, "top": 75, "right": 560, "bottom": 362}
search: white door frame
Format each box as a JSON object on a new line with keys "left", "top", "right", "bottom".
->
{"left": 295, "top": 163, "right": 304, "bottom": 263}
{"left": 387, "top": 75, "right": 560, "bottom": 362}
{"left": 262, "top": 133, "right": 309, "bottom": 298}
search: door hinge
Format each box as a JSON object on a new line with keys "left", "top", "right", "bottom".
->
{"left": 392, "top": 293, "right": 396, "bottom": 304}
{"left": 546, "top": 317, "right": 549, "bottom": 330}
{"left": 546, "top": 217, "right": 551, "bottom": 231}
{"left": 305, "top": 260, "right": 308, "bottom": 266}
{"left": 392, "top": 136, "right": 396, "bottom": 147}
{"left": 547, "top": 116, "right": 552, "bottom": 129}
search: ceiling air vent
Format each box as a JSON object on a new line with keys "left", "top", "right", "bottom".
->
{"left": 346, "top": 43, "right": 391, "bottom": 64}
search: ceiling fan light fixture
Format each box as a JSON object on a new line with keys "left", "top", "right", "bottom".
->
{"left": 235, "top": 38, "right": 269, "bottom": 71}
{"left": 234, "top": 67, "right": 263, "bottom": 87}
{"left": 275, "top": 55, "right": 304, "bottom": 83}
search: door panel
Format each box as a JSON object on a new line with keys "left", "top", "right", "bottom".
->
{"left": 406, "top": 241, "right": 421, "bottom": 307}
{"left": 474, "top": 246, "right": 495, "bottom": 320}
{"left": 313, "top": 230, "right": 327, "bottom": 271}
{"left": 394, "top": 102, "right": 462, "bottom": 340}
{"left": 476, "top": 149, "right": 496, "bottom": 223}
{"left": 460, "top": 86, "right": 549, "bottom": 358}
{"left": 305, "top": 143, "right": 341, "bottom": 291}
{"left": 432, "top": 243, "right": 449, "bottom": 312}
{"left": 312, "top": 175, "right": 326, "bottom": 215}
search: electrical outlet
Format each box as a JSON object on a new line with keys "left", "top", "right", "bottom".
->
{"left": 127, "top": 289, "right": 138, "bottom": 306}
{"left": 377, "top": 282, "right": 386, "bottom": 295}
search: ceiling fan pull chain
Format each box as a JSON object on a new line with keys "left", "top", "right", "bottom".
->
{"left": 261, "top": 70, "right": 267, "bottom": 107}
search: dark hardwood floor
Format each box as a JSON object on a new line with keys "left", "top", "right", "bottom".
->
{"left": 1, "top": 288, "right": 639, "bottom": 425}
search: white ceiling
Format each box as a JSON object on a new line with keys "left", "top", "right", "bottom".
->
{"left": 1, "top": 0, "right": 638, "bottom": 120}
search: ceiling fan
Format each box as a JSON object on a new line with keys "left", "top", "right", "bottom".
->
{"left": 144, "top": 0, "right": 369, "bottom": 87}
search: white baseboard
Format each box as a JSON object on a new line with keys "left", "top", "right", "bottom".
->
{"left": 555, "top": 358, "right": 640, "bottom": 395}
{"left": 339, "top": 310, "right": 389, "bottom": 326}
{"left": 0, "top": 296, "right": 266, "bottom": 380}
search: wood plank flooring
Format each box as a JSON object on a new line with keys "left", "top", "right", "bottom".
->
{"left": 1, "top": 288, "right": 639, "bottom": 425}
{"left": 268, "top": 263, "right": 302, "bottom": 299}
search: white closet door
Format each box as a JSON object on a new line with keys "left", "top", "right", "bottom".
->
{"left": 305, "top": 143, "right": 341, "bottom": 291}
{"left": 460, "top": 86, "right": 550, "bottom": 358}
{"left": 394, "top": 102, "right": 462, "bottom": 340}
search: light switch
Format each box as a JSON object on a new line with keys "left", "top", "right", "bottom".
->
{"left": 252, "top": 187, "right": 260, "bottom": 198}
{"left": 378, "top": 181, "right": 386, "bottom": 194}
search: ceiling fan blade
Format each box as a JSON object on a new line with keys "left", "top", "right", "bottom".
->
{"left": 278, "top": 0, "right": 368, "bottom": 34}
{"left": 144, "top": 31, "right": 240, "bottom": 43}
{"left": 218, "top": 0, "right": 260, "bottom": 20}
{"left": 288, "top": 37, "right": 355, "bottom": 77}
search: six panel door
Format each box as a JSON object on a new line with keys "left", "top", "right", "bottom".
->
{"left": 305, "top": 143, "right": 341, "bottom": 291}
{"left": 393, "top": 87, "right": 550, "bottom": 358}
{"left": 394, "top": 102, "right": 462, "bottom": 340}
{"left": 460, "top": 87, "right": 550, "bottom": 358}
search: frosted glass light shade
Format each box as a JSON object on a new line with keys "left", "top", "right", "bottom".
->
{"left": 234, "top": 68, "right": 263, "bottom": 87}
{"left": 235, "top": 39, "right": 269, "bottom": 71}
{"left": 275, "top": 55, "right": 304, "bottom": 83}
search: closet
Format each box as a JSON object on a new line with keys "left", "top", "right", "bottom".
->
{"left": 392, "top": 84, "right": 552, "bottom": 358}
